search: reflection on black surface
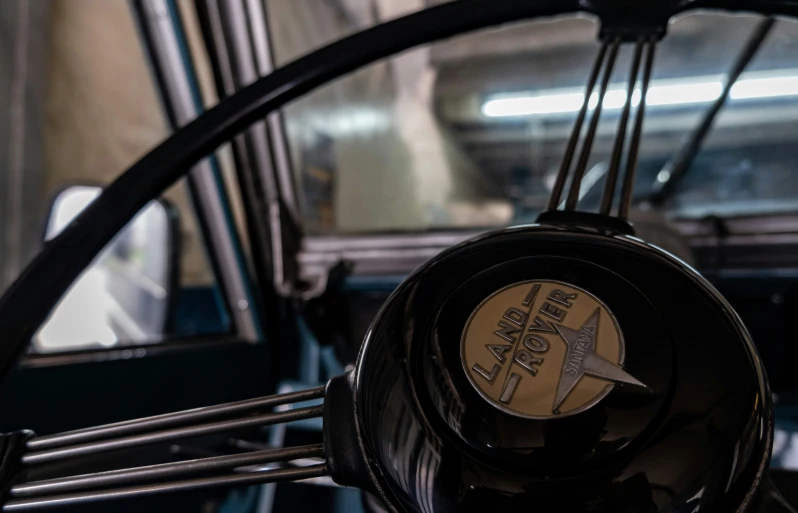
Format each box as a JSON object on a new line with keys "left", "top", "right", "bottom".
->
{"left": 354, "top": 226, "right": 771, "bottom": 512}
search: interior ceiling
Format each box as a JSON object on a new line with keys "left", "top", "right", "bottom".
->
{"left": 429, "top": 10, "right": 798, "bottom": 192}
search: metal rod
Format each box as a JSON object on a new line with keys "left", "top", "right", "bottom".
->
{"left": 648, "top": 17, "right": 776, "bottom": 206}
{"left": 600, "top": 37, "right": 644, "bottom": 216}
{"left": 3, "top": 464, "right": 328, "bottom": 511}
{"left": 12, "top": 444, "right": 324, "bottom": 498}
{"left": 133, "top": 0, "right": 263, "bottom": 341}
{"left": 23, "top": 406, "right": 324, "bottom": 466}
{"left": 27, "top": 386, "right": 325, "bottom": 451}
{"left": 565, "top": 37, "right": 621, "bottom": 210}
{"left": 546, "top": 41, "right": 609, "bottom": 211}
{"left": 619, "top": 37, "right": 657, "bottom": 220}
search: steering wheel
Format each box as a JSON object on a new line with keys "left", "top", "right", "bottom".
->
{"left": 0, "top": 1, "right": 793, "bottom": 511}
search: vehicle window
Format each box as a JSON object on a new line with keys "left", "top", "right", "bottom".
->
{"left": 1, "top": 1, "right": 231, "bottom": 352}
{"left": 267, "top": 7, "right": 798, "bottom": 233}
{"left": 657, "top": 18, "right": 798, "bottom": 218}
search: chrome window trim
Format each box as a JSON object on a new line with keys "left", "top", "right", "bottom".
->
{"left": 298, "top": 212, "right": 798, "bottom": 280}
{"left": 134, "top": 0, "right": 262, "bottom": 341}
{"left": 674, "top": 213, "right": 798, "bottom": 237}
{"left": 299, "top": 231, "right": 481, "bottom": 279}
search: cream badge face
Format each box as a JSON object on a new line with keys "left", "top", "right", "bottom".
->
{"left": 461, "top": 280, "right": 647, "bottom": 418}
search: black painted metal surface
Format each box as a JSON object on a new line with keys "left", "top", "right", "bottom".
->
{"left": 354, "top": 225, "right": 771, "bottom": 512}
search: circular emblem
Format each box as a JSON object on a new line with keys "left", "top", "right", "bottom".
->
{"left": 461, "top": 280, "right": 646, "bottom": 419}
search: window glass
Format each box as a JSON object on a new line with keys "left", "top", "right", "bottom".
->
{"left": 267, "top": 6, "right": 798, "bottom": 233}
{"left": 564, "top": 15, "right": 798, "bottom": 218}
{"left": 1, "top": 1, "right": 231, "bottom": 352}
{"left": 659, "top": 17, "right": 798, "bottom": 217}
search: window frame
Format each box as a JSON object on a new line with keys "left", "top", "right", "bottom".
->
{"left": 19, "top": 0, "right": 267, "bottom": 367}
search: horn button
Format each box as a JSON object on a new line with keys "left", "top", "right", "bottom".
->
{"left": 354, "top": 228, "right": 769, "bottom": 512}
{"left": 425, "top": 255, "right": 671, "bottom": 472}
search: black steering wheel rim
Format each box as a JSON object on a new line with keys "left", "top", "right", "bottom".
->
{"left": 0, "top": 0, "right": 795, "bottom": 385}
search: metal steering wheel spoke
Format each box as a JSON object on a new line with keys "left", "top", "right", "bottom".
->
{"left": 0, "top": 2, "right": 790, "bottom": 512}
{"left": 547, "top": 39, "right": 610, "bottom": 212}
{"left": 565, "top": 37, "right": 621, "bottom": 211}
{"left": 601, "top": 36, "right": 645, "bottom": 217}
{"left": 545, "top": 31, "right": 659, "bottom": 222}
{"left": 3, "top": 387, "right": 329, "bottom": 511}
{"left": 618, "top": 36, "right": 657, "bottom": 220}
{"left": 24, "top": 387, "right": 325, "bottom": 457}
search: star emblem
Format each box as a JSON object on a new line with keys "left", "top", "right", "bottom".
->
{"left": 462, "top": 280, "right": 649, "bottom": 418}
{"left": 552, "top": 308, "right": 647, "bottom": 412}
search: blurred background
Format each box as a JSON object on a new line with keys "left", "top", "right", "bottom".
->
{"left": 4, "top": 0, "right": 798, "bottom": 348}
{"left": 4, "top": 1, "right": 798, "bottom": 273}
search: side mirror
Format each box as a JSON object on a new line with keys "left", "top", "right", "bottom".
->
{"left": 35, "top": 186, "right": 180, "bottom": 352}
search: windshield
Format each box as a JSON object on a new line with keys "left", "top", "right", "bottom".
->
{"left": 269, "top": 9, "right": 798, "bottom": 234}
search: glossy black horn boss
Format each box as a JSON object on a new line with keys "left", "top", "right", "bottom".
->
{"left": 351, "top": 226, "right": 771, "bottom": 513}
{"left": 344, "top": 30, "right": 775, "bottom": 513}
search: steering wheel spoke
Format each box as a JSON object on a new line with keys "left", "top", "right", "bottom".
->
{"left": 4, "top": 464, "right": 327, "bottom": 511}
{"left": 3, "top": 387, "right": 329, "bottom": 511}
